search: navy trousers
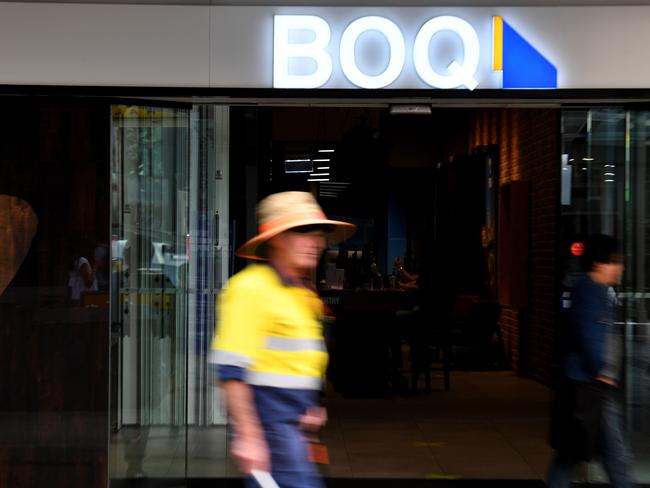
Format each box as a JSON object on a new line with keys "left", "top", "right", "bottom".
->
{"left": 246, "top": 420, "right": 323, "bottom": 488}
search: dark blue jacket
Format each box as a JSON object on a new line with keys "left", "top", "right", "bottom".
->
{"left": 562, "top": 274, "right": 612, "bottom": 383}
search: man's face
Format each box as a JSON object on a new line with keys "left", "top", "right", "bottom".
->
{"left": 269, "top": 228, "right": 326, "bottom": 271}
{"left": 596, "top": 259, "right": 624, "bottom": 286}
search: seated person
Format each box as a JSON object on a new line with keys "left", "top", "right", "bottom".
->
{"left": 394, "top": 257, "right": 418, "bottom": 290}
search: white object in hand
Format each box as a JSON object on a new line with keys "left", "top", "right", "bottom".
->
{"left": 251, "top": 470, "right": 281, "bottom": 488}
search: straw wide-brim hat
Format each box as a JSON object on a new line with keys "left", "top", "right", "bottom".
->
{"left": 236, "top": 191, "right": 357, "bottom": 261}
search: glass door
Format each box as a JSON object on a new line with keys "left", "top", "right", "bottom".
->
{"left": 109, "top": 104, "right": 230, "bottom": 482}
{"left": 624, "top": 108, "right": 650, "bottom": 483}
{"left": 561, "top": 107, "right": 650, "bottom": 484}
{"left": 186, "top": 105, "right": 231, "bottom": 478}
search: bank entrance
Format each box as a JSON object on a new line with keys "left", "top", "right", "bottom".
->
{"left": 104, "top": 99, "right": 650, "bottom": 485}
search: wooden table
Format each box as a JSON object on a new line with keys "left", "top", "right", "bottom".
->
{"left": 320, "top": 289, "right": 415, "bottom": 397}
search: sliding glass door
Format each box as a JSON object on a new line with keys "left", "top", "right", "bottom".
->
{"left": 561, "top": 107, "right": 650, "bottom": 483}
{"left": 109, "top": 104, "right": 230, "bottom": 481}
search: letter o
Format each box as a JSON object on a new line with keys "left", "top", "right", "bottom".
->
{"left": 340, "top": 16, "right": 406, "bottom": 89}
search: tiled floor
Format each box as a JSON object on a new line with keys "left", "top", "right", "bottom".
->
{"left": 110, "top": 370, "right": 650, "bottom": 483}
{"left": 110, "top": 370, "right": 555, "bottom": 481}
{"left": 320, "top": 370, "right": 554, "bottom": 480}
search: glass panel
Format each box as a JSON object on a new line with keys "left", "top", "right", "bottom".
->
{"left": 626, "top": 110, "right": 650, "bottom": 483}
{"left": 109, "top": 105, "right": 191, "bottom": 479}
{"left": 186, "top": 105, "right": 230, "bottom": 478}
{"left": 560, "top": 108, "right": 626, "bottom": 244}
{"left": 561, "top": 107, "right": 650, "bottom": 484}
{"left": 109, "top": 104, "right": 230, "bottom": 483}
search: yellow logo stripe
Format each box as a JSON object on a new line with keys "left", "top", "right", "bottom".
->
{"left": 493, "top": 16, "right": 503, "bottom": 72}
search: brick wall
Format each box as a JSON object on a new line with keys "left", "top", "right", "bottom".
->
{"left": 468, "top": 108, "right": 560, "bottom": 383}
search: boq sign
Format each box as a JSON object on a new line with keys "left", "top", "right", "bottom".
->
{"left": 273, "top": 14, "right": 481, "bottom": 90}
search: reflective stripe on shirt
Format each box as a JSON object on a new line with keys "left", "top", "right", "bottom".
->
{"left": 211, "top": 349, "right": 252, "bottom": 368}
{"left": 246, "top": 371, "right": 323, "bottom": 390}
{"left": 265, "top": 336, "right": 326, "bottom": 352}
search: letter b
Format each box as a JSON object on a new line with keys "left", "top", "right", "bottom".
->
{"left": 273, "top": 15, "right": 333, "bottom": 88}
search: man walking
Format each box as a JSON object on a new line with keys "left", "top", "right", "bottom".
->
{"left": 210, "top": 191, "right": 355, "bottom": 488}
{"left": 547, "top": 234, "right": 633, "bottom": 487}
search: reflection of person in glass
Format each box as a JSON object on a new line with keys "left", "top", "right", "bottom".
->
{"left": 547, "top": 235, "right": 632, "bottom": 488}
{"left": 210, "top": 192, "right": 355, "bottom": 488}
{"left": 67, "top": 241, "right": 98, "bottom": 304}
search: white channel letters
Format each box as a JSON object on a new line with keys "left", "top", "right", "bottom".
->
{"left": 273, "top": 14, "right": 481, "bottom": 90}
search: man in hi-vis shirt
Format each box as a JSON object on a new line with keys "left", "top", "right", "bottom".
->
{"left": 210, "top": 192, "right": 355, "bottom": 488}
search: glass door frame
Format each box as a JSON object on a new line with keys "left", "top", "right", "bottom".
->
{"left": 108, "top": 102, "right": 230, "bottom": 483}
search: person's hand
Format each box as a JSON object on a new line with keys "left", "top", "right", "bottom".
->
{"left": 231, "top": 429, "right": 270, "bottom": 474}
{"left": 399, "top": 280, "right": 418, "bottom": 291}
{"left": 299, "top": 406, "right": 327, "bottom": 432}
{"left": 595, "top": 375, "right": 618, "bottom": 387}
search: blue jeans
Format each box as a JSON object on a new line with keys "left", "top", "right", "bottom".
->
{"left": 547, "top": 389, "right": 633, "bottom": 488}
{"left": 246, "top": 421, "right": 323, "bottom": 488}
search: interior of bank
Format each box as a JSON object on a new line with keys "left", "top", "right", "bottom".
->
{"left": 223, "top": 105, "right": 555, "bottom": 481}
{"left": 100, "top": 103, "right": 549, "bottom": 482}
{"left": 230, "top": 106, "right": 524, "bottom": 394}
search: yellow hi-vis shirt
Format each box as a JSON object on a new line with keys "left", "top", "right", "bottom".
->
{"left": 210, "top": 264, "right": 328, "bottom": 390}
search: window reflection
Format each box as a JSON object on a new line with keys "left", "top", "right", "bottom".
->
{"left": 109, "top": 105, "right": 230, "bottom": 481}
{"left": 561, "top": 108, "right": 650, "bottom": 483}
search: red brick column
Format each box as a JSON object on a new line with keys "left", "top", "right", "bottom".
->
{"left": 470, "top": 108, "right": 560, "bottom": 382}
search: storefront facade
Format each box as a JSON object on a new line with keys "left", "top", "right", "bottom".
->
{"left": 1, "top": 2, "right": 650, "bottom": 487}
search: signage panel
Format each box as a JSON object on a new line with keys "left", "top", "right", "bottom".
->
{"left": 1, "top": 3, "right": 650, "bottom": 90}
{"left": 210, "top": 6, "right": 650, "bottom": 90}
{"left": 272, "top": 13, "right": 555, "bottom": 90}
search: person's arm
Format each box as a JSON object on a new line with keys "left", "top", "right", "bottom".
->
{"left": 394, "top": 258, "right": 418, "bottom": 282}
{"left": 210, "top": 280, "right": 269, "bottom": 473}
{"left": 398, "top": 280, "right": 418, "bottom": 290}
{"left": 573, "top": 285, "right": 607, "bottom": 378}
{"left": 300, "top": 406, "right": 327, "bottom": 431}
{"left": 221, "top": 379, "right": 270, "bottom": 474}
{"left": 594, "top": 374, "right": 617, "bottom": 386}
{"left": 399, "top": 268, "right": 418, "bottom": 283}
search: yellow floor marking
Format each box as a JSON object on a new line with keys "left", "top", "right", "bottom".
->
{"left": 414, "top": 441, "right": 445, "bottom": 448}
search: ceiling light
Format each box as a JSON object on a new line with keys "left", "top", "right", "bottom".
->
{"left": 308, "top": 178, "right": 330, "bottom": 182}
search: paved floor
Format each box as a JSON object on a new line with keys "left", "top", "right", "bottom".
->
{"left": 110, "top": 370, "right": 554, "bottom": 480}
{"left": 320, "top": 370, "right": 553, "bottom": 480}
{"left": 110, "top": 370, "right": 650, "bottom": 484}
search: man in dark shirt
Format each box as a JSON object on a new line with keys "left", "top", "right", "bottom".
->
{"left": 547, "top": 234, "right": 633, "bottom": 488}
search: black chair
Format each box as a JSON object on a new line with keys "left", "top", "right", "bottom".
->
{"left": 447, "top": 297, "right": 502, "bottom": 370}
{"left": 405, "top": 307, "right": 451, "bottom": 393}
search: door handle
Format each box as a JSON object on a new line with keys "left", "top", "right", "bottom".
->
{"left": 214, "top": 211, "right": 220, "bottom": 247}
